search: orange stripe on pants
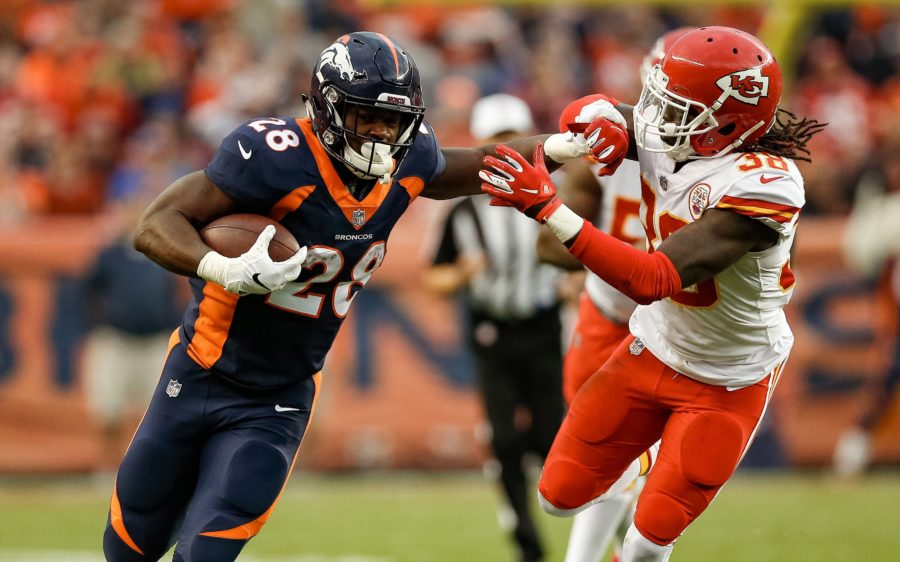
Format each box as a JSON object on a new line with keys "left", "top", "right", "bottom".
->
{"left": 108, "top": 328, "right": 182, "bottom": 555}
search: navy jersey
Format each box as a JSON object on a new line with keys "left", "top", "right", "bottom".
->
{"left": 180, "top": 117, "right": 445, "bottom": 388}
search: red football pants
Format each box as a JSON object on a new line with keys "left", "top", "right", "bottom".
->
{"left": 539, "top": 335, "right": 782, "bottom": 545}
{"left": 563, "top": 292, "right": 631, "bottom": 405}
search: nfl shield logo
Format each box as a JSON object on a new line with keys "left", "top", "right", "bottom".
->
{"left": 629, "top": 338, "right": 645, "bottom": 356}
{"left": 659, "top": 175, "right": 669, "bottom": 192}
{"left": 352, "top": 208, "right": 366, "bottom": 228}
{"left": 166, "top": 379, "right": 182, "bottom": 398}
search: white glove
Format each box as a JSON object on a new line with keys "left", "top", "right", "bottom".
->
{"left": 543, "top": 131, "right": 591, "bottom": 163}
{"left": 197, "top": 225, "right": 307, "bottom": 296}
{"left": 544, "top": 98, "right": 629, "bottom": 164}
{"left": 573, "top": 98, "right": 627, "bottom": 129}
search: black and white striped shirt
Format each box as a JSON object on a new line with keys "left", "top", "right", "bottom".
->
{"left": 431, "top": 195, "right": 561, "bottom": 321}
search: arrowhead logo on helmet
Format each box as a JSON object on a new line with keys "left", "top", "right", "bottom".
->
{"left": 716, "top": 68, "right": 770, "bottom": 106}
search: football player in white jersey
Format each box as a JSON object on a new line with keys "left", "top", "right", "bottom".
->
{"left": 481, "top": 26, "right": 825, "bottom": 562}
{"left": 538, "top": 29, "right": 693, "bottom": 562}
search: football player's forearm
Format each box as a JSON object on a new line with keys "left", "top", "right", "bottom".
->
{"left": 134, "top": 211, "right": 211, "bottom": 277}
{"left": 567, "top": 220, "right": 682, "bottom": 305}
{"left": 544, "top": 207, "right": 681, "bottom": 304}
{"left": 426, "top": 137, "right": 556, "bottom": 199}
{"left": 422, "top": 148, "right": 485, "bottom": 199}
{"left": 500, "top": 134, "right": 561, "bottom": 172}
{"left": 536, "top": 229, "right": 583, "bottom": 270}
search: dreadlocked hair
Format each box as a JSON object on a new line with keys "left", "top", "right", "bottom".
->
{"left": 739, "top": 109, "right": 827, "bottom": 163}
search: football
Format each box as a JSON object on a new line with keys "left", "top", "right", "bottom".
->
{"left": 200, "top": 214, "right": 301, "bottom": 261}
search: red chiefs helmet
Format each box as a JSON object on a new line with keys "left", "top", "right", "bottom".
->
{"left": 634, "top": 26, "right": 783, "bottom": 161}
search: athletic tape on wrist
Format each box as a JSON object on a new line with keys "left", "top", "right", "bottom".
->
{"left": 543, "top": 133, "right": 584, "bottom": 163}
{"left": 197, "top": 250, "right": 228, "bottom": 283}
{"left": 545, "top": 205, "right": 585, "bottom": 243}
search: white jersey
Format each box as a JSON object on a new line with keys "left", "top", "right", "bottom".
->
{"left": 584, "top": 159, "right": 643, "bottom": 324}
{"left": 630, "top": 143, "right": 804, "bottom": 388}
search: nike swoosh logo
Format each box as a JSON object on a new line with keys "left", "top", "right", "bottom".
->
{"left": 238, "top": 140, "right": 252, "bottom": 160}
{"left": 759, "top": 174, "right": 784, "bottom": 184}
{"left": 275, "top": 405, "right": 300, "bottom": 412}
{"left": 521, "top": 188, "right": 539, "bottom": 194}
{"left": 251, "top": 273, "right": 270, "bottom": 290}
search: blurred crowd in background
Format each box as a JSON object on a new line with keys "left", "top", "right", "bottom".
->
{"left": 1, "top": 0, "right": 899, "bottom": 220}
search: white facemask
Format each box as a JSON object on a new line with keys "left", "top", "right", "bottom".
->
{"left": 344, "top": 141, "right": 394, "bottom": 183}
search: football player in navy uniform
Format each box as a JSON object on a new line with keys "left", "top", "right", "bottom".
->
{"left": 103, "top": 32, "right": 621, "bottom": 562}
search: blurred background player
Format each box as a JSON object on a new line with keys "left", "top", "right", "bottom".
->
{"left": 80, "top": 199, "right": 183, "bottom": 471}
{"left": 481, "top": 26, "right": 825, "bottom": 561}
{"left": 536, "top": 28, "right": 692, "bottom": 562}
{"left": 833, "top": 133, "right": 900, "bottom": 477}
{"left": 424, "top": 93, "right": 566, "bottom": 562}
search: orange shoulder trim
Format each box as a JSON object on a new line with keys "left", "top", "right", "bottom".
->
{"left": 269, "top": 185, "right": 316, "bottom": 222}
{"left": 296, "top": 118, "right": 396, "bottom": 230}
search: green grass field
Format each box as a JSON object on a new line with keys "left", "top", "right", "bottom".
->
{"left": 1, "top": 470, "right": 899, "bottom": 561}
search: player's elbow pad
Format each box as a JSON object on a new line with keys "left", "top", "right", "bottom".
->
{"left": 568, "top": 225, "right": 682, "bottom": 304}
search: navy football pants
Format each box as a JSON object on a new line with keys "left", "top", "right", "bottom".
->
{"left": 103, "top": 336, "right": 319, "bottom": 562}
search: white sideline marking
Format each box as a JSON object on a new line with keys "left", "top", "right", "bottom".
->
{"left": 0, "top": 552, "right": 392, "bottom": 562}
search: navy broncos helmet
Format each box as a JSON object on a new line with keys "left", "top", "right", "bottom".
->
{"left": 306, "top": 32, "right": 425, "bottom": 180}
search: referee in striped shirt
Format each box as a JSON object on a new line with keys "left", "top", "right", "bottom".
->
{"left": 425, "top": 94, "right": 565, "bottom": 562}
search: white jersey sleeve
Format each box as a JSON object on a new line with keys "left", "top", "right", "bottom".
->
{"left": 713, "top": 159, "right": 804, "bottom": 238}
{"left": 629, "top": 150, "right": 803, "bottom": 388}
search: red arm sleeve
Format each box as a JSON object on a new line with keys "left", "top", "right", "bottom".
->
{"left": 568, "top": 220, "right": 683, "bottom": 305}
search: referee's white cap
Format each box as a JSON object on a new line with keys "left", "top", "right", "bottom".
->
{"left": 470, "top": 93, "right": 534, "bottom": 141}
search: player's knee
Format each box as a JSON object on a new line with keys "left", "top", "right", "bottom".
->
{"left": 680, "top": 413, "right": 745, "bottom": 487}
{"left": 537, "top": 489, "right": 581, "bottom": 517}
{"left": 634, "top": 492, "right": 689, "bottom": 545}
{"left": 117, "top": 438, "right": 182, "bottom": 511}
{"left": 223, "top": 441, "right": 289, "bottom": 515}
{"left": 538, "top": 459, "right": 596, "bottom": 513}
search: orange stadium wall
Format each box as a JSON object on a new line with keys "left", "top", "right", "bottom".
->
{"left": 0, "top": 209, "right": 897, "bottom": 473}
